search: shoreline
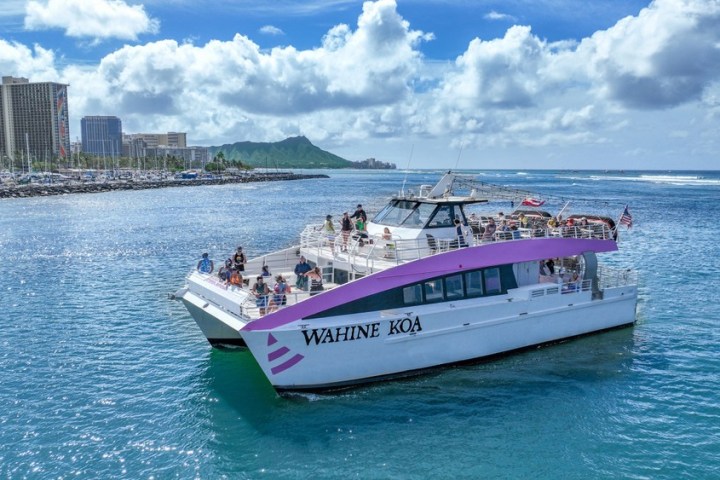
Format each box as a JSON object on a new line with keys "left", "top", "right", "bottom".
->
{"left": 0, "top": 172, "right": 329, "bottom": 199}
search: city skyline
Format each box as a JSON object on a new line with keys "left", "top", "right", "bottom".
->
{"left": 1, "top": 0, "right": 719, "bottom": 170}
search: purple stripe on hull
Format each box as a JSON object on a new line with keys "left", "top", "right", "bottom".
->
{"left": 244, "top": 237, "right": 617, "bottom": 332}
{"left": 268, "top": 346, "right": 290, "bottom": 362}
{"left": 271, "top": 354, "right": 304, "bottom": 375}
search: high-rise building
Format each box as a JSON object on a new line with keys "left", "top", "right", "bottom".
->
{"left": 123, "top": 131, "right": 187, "bottom": 149}
{"left": 166, "top": 132, "right": 187, "bottom": 148}
{"left": 0, "top": 76, "right": 70, "bottom": 164}
{"left": 81, "top": 116, "right": 122, "bottom": 156}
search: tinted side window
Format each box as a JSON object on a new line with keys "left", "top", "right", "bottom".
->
{"left": 465, "top": 271, "right": 483, "bottom": 297}
{"left": 424, "top": 279, "right": 444, "bottom": 302}
{"left": 445, "top": 274, "right": 464, "bottom": 300}
{"left": 484, "top": 268, "right": 502, "bottom": 294}
{"left": 403, "top": 284, "right": 423, "bottom": 305}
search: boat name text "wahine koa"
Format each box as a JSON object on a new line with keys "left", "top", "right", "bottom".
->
{"left": 301, "top": 317, "right": 422, "bottom": 346}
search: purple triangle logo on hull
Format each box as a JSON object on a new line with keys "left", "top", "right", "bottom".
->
{"left": 265, "top": 332, "right": 304, "bottom": 375}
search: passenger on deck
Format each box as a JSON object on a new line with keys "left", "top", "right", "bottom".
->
{"left": 468, "top": 212, "right": 479, "bottom": 225}
{"left": 233, "top": 247, "right": 246, "bottom": 272}
{"left": 197, "top": 253, "right": 214, "bottom": 274}
{"left": 539, "top": 260, "right": 549, "bottom": 276}
{"left": 308, "top": 267, "right": 324, "bottom": 296}
{"left": 511, "top": 224, "right": 521, "bottom": 239}
{"left": 499, "top": 220, "right": 511, "bottom": 232}
{"left": 294, "top": 256, "right": 312, "bottom": 290}
{"left": 261, "top": 265, "right": 271, "bottom": 277}
{"left": 351, "top": 204, "right": 367, "bottom": 223}
{"left": 354, "top": 216, "right": 368, "bottom": 246}
{"left": 518, "top": 213, "right": 529, "bottom": 228}
{"left": 273, "top": 275, "right": 291, "bottom": 306}
{"left": 218, "top": 258, "right": 232, "bottom": 282}
{"left": 252, "top": 276, "right": 270, "bottom": 315}
{"left": 340, "top": 212, "right": 353, "bottom": 252}
{"left": 545, "top": 258, "right": 556, "bottom": 275}
{"left": 229, "top": 269, "right": 243, "bottom": 287}
{"left": 323, "top": 214, "right": 336, "bottom": 249}
{"left": 482, "top": 218, "right": 496, "bottom": 241}
{"left": 454, "top": 218, "right": 468, "bottom": 248}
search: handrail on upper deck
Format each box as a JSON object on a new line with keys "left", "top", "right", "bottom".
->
{"left": 298, "top": 222, "right": 615, "bottom": 269}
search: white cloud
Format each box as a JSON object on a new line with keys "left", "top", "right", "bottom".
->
{"left": 0, "top": 39, "right": 59, "bottom": 80}
{"left": 24, "top": 0, "right": 159, "bottom": 41}
{"left": 484, "top": 11, "right": 517, "bottom": 22}
{"left": 5, "top": 0, "right": 720, "bottom": 168}
{"left": 259, "top": 25, "right": 284, "bottom": 36}
{"left": 65, "top": 0, "right": 428, "bottom": 135}
{"left": 575, "top": 0, "right": 720, "bottom": 109}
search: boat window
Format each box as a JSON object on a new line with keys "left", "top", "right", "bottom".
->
{"left": 427, "top": 205, "right": 456, "bottom": 228}
{"left": 445, "top": 274, "right": 464, "bottom": 300}
{"left": 372, "top": 202, "right": 395, "bottom": 224}
{"left": 484, "top": 268, "right": 502, "bottom": 294}
{"left": 403, "top": 284, "right": 423, "bottom": 305}
{"left": 424, "top": 279, "right": 444, "bottom": 303}
{"left": 465, "top": 271, "right": 483, "bottom": 297}
{"left": 400, "top": 203, "right": 434, "bottom": 227}
{"left": 307, "top": 264, "right": 515, "bottom": 319}
{"left": 373, "top": 200, "right": 420, "bottom": 227}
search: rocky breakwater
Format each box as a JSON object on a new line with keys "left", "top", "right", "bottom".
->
{"left": 0, "top": 172, "right": 329, "bottom": 199}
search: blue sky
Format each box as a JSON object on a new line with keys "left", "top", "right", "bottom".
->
{"left": 1, "top": 0, "right": 719, "bottom": 169}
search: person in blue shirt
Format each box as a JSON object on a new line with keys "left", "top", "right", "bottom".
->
{"left": 294, "top": 256, "right": 312, "bottom": 290}
{"left": 197, "top": 253, "right": 214, "bottom": 274}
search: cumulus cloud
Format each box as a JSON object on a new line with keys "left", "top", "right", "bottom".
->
{"left": 422, "top": 0, "right": 720, "bottom": 155}
{"left": 259, "top": 25, "right": 284, "bottom": 36}
{"left": 575, "top": 0, "right": 720, "bottom": 109}
{"left": 24, "top": 0, "right": 159, "bottom": 41}
{"left": 6, "top": 0, "right": 720, "bottom": 167}
{"left": 0, "top": 39, "right": 59, "bottom": 79}
{"left": 70, "top": 0, "right": 429, "bottom": 135}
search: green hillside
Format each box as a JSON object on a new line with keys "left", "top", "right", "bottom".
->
{"left": 208, "top": 136, "right": 352, "bottom": 169}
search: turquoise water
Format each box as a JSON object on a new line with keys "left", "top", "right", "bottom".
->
{"left": 1, "top": 170, "right": 719, "bottom": 479}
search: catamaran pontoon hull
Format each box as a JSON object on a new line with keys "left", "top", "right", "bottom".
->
{"left": 242, "top": 273, "right": 637, "bottom": 390}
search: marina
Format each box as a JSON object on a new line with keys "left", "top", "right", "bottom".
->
{"left": 1, "top": 169, "right": 718, "bottom": 478}
{"left": 0, "top": 170, "right": 328, "bottom": 198}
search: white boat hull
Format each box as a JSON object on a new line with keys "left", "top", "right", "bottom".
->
{"left": 242, "top": 284, "right": 638, "bottom": 390}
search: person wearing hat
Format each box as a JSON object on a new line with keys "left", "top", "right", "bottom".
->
{"left": 233, "top": 246, "right": 246, "bottom": 272}
{"left": 197, "top": 253, "right": 214, "bottom": 274}
{"left": 350, "top": 204, "right": 367, "bottom": 222}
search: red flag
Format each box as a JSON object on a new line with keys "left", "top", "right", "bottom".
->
{"left": 521, "top": 197, "right": 545, "bottom": 207}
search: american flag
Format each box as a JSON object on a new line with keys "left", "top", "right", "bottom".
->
{"left": 521, "top": 197, "right": 545, "bottom": 207}
{"left": 619, "top": 205, "right": 633, "bottom": 228}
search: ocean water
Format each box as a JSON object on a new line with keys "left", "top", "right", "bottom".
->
{"left": 1, "top": 169, "right": 719, "bottom": 479}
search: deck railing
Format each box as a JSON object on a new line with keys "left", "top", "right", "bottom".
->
{"left": 299, "top": 222, "right": 615, "bottom": 270}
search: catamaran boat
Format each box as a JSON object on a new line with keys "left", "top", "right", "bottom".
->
{"left": 175, "top": 173, "right": 638, "bottom": 391}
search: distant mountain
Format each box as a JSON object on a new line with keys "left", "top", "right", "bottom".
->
{"left": 208, "top": 136, "right": 352, "bottom": 169}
